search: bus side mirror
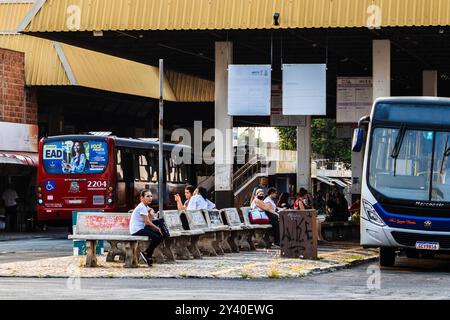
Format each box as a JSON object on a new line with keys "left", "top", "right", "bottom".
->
{"left": 352, "top": 128, "right": 363, "bottom": 152}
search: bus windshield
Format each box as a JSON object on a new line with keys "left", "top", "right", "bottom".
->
{"left": 369, "top": 127, "right": 450, "bottom": 202}
{"left": 42, "top": 139, "right": 108, "bottom": 175}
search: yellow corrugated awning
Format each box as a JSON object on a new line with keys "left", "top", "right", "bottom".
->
{"left": 166, "top": 70, "right": 215, "bottom": 103}
{"left": 60, "top": 42, "right": 177, "bottom": 101}
{"left": 22, "top": 0, "right": 450, "bottom": 32}
{"left": 0, "top": 34, "right": 70, "bottom": 86}
{"left": 0, "top": 34, "right": 215, "bottom": 101}
{"left": 0, "top": 1, "right": 215, "bottom": 102}
{"left": 0, "top": 1, "right": 33, "bottom": 33}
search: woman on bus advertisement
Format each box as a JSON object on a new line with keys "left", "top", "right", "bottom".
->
{"left": 62, "top": 141, "right": 87, "bottom": 174}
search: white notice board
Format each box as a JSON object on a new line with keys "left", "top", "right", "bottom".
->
{"left": 336, "top": 77, "right": 373, "bottom": 123}
{"left": 282, "top": 64, "right": 327, "bottom": 115}
{"left": 228, "top": 65, "right": 271, "bottom": 116}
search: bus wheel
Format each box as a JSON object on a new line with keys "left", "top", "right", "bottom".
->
{"left": 379, "top": 247, "right": 396, "bottom": 267}
{"left": 405, "top": 249, "right": 420, "bottom": 259}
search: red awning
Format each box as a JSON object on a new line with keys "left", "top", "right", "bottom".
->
{"left": 0, "top": 151, "right": 38, "bottom": 167}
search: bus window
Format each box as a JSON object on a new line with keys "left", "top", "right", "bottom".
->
{"left": 164, "top": 153, "right": 188, "bottom": 183}
{"left": 369, "top": 128, "right": 432, "bottom": 201}
{"left": 139, "top": 154, "right": 150, "bottom": 182}
{"left": 42, "top": 139, "right": 108, "bottom": 174}
{"left": 116, "top": 149, "right": 124, "bottom": 181}
{"left": 120, "top": 149, "right": 134, "bottom": 182}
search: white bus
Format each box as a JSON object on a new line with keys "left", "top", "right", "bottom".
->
{"left": 353, "top": 97, "right": 450, "bottom": 266}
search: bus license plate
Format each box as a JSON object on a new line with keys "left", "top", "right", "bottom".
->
{"left": 415, "top": 242, "right": 440, "bottom": 250}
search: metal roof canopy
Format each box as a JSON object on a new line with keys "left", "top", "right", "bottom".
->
{"left": 21, "top": 0, "right": 450, "bottom": 32}
{"left": 25, "top": 26, "right": 450, "bottom": 120}
{"left": 0, "top": 1, "right": 215, "bottom": 102}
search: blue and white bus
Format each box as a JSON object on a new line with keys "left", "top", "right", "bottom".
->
{"left": 353, "top": 97, "right": 450, "bottom": 266}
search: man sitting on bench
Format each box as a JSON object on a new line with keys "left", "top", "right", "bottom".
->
{"left": 129, "top": 189, "right": 165, "bottom": 267}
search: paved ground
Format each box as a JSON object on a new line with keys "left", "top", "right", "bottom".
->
{"left": 1, "top": 258, "right": 450, "bottom": 299}
{"left": 0, "top": 239, "right": 378, "bottom": 279}
{"left": 1, "top": 235, "right": 450, "bottom": 300}
{"left": 0, "top": 228, "right": 71, "bottom": 264}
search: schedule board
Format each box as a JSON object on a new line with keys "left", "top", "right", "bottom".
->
{"left": 228, "top": 65, "right": 271, "bottom": 116}
{"left": 337, "top": 77, "right": 373, "bottom": 123}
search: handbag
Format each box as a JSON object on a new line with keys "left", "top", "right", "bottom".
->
{"left": 153, "top": 218, "right": 170, "bottom": 237}
{"left": 249, "top": 208, "right": 270, "bottom": 224}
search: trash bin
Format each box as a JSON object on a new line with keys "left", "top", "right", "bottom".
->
{"left": 279, "top": 209, "right": 318, "bottom": 259}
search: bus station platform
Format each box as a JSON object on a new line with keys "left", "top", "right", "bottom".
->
{"left": 0, "top": 242, "right": 378, "bottom": 279}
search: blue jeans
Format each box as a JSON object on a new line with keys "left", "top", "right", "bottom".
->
{"left": 133, "top": 226, "right": 164, "bottom": 258}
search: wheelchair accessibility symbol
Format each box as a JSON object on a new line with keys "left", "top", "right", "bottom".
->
{"left": 46, "top": 180, "right": 55, "bottom": 191}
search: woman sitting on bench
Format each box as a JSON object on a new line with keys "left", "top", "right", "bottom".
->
{"left": 129, "top": 189, "right": 166, "bottom": 267}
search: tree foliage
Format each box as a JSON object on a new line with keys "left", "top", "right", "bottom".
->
{"left": 276, "top": 119, "right": 351, "bottom": 164}
{"left": 311, "top": 119, "right": 351, "bottom": 163}
{"left": 275, "top": 127, "right": 297, "bottom": 151}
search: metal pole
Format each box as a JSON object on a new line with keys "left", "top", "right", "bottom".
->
{"left": 159, "top": 59, "right": 164, "bottom": 213}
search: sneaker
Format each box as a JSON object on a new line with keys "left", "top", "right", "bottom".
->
{"left": 271, "top": 243, "right": 280, "bottom": 249}
{"left": 140, "top": 252, "right": 152, "bottom": 267}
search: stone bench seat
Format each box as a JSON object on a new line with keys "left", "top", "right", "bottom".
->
{"left": 321, "top": 220, "right": 360, "bottom": 241}
{"left": 168, "top": 229, "right": 205, "bottom": 237}
{"left": 240, "top": 207, "right": 273, "bottom": 249}
{"left": 181, "top": 210, "right": 227, "bottom": 256}
{"left": 69, "top": 235, "right": 148, "bottom": 241}
{"left": 70, "top": 212, "right": 161, "bottom": 268}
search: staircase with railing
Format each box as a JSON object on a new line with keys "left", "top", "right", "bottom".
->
{"left": 197, "top": 154, "right": 269, "bottom": 205}
{"left": 232, "top": 155, "right": 265, "bottom": 191}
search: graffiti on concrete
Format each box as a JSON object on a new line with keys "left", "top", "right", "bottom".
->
{"left": 280, "top": 210, "right": 317, "bottom": 259}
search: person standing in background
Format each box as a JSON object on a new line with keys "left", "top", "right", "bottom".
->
{"left": 1, "top": 184, "right": 18, "bottom": 232}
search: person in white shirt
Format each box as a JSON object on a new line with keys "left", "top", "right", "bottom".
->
{"left": 129, "top": 190, "right": 164, "bottom": 267}
{"left": 174, "top": 185, "right": 195, "bottom": 211}
{"left": 186, "top": 187, "right": 215, "bottom": 211}
{"left": 262, "top": 188, "right": 280, "bottom": 247}
{"left": 263, "top": 188, "right": 279, "bottom": 214}
{"left": 250, "top": 188, "right": 279, "bottom": 247}
{"left": 1, "top": 185, "right": 18, "bottom": 232}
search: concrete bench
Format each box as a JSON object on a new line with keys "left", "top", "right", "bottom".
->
{"left": 240, "top": 207, "right": 273, "bottom": 249}
{"left": 321, "top": 220, "right": 360, "bottom": 241}
{"left": 182, "top": 210, "right": 223, "bottom": 256}
{"left": 69, "top": 212, "right": 148, "bottom": 268}
{"left": 202, "top": 209, "right": 237, "bottom": 254}
{"left": 158, "top": 210, "right": 204, "bottom": 260}
{"left": 220, "top": 208, "right": 254, "bottom": 252}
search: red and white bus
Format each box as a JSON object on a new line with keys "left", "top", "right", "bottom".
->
{"left": 37, "top": 135, "right": 192, "bottom": 226}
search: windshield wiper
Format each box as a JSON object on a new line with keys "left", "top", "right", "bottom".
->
{"left": 390, "top": 123, "right": 407, "bottom": 176}
{"left": 440, "top": 135, "right": 450, "bottom": 174}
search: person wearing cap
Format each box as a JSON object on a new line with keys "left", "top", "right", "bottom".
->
{"left": 251, "top": 188, "right": 280, "bottom": 247}
{"left": 251, "top": 177, "right": 269, "bottom": 203}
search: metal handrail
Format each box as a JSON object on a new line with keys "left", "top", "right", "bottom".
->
{"left": 232, "top": 158, "right": 263, "bottom": 191}
{"left": 233, "top": 155, "right": 259, "bottom": 182}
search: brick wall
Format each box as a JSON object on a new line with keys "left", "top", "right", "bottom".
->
{"left": 0, "top": 48, "right": 37, "bottom": 125}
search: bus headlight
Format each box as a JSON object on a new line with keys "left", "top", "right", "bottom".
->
{"left": 362, "top": 200, "right": 385, "bottom": 226}
{"left": 107, "top": 198, "right": 113, "bottom": 204}
{"left": 37, "top": 199, "right": 44, "bottom": 205}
